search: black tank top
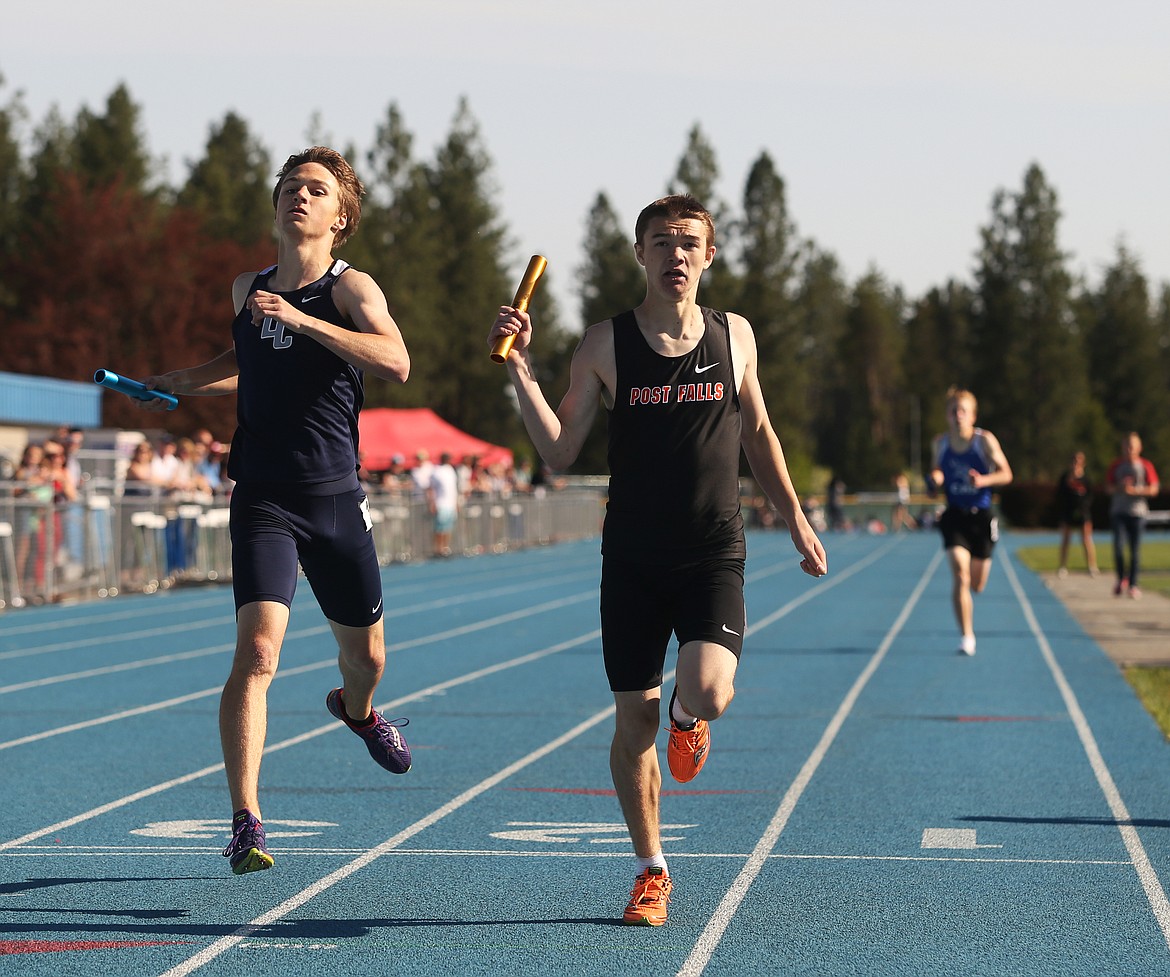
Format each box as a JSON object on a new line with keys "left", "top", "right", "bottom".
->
{"left": 228, "top": 259, "right": 363, "bottom": 493}
{"left": 602, "top": 308, "right": 745, "bottom": 563}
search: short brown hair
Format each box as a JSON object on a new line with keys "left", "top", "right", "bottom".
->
{"left": 634, "top": 194, "right": 716, "bottom": 249}
{"left": 272, "top": 146, "right": 364, "bottom": 248}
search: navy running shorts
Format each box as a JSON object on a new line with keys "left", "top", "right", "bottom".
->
{"left": 229, "top": 482, "right": 384, "bottom": 627}
{"left": 939, "top": 505, "right": 997, "bottom": 560}
{"left": 600, "top": 555, "right": 746, "bottom": 693}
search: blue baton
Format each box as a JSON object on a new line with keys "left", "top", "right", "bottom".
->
{"left": 93, "top": 369, "right": 179, "bottom": 410}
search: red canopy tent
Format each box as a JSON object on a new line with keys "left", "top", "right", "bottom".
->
{"left": 357, "top": 408, "right": 513, "bottom": 472}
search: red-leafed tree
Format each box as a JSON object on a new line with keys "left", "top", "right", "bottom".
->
{"left": 8, "top": 172, "right": 272, "bottom": 436}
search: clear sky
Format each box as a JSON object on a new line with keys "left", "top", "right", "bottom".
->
{"left": 3, "top": 0, "right": 1166, "bottom": 325}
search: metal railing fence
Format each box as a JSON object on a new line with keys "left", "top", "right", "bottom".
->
{"left": 0, "top": 481, "right": 603, "bottom": 610}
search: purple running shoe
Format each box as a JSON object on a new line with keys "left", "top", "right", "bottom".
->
{"left": 326, "top": 688, "right": 412, "bottom": 774}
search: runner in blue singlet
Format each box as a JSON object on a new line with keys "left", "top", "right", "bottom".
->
{"left": 928, "top": 387, "right": 1013, "bottom": 657}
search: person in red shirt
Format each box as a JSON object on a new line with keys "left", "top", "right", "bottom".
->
{"left": 1105, "top": 432, "right": 1161, "bottom": 598}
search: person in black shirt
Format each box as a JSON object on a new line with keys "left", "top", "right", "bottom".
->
{"left": 140, "top": 147, "right": 412, "bottom": 875}
{"left": 488, "top": 194, "right": 826, "bottom": 926}
{"left": 1055, "top": 450, "right": 1098, "bottom": 578}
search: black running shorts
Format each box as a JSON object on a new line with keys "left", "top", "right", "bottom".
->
{"left": 938, "top": 506, "right": 997, "bottom": 560}
{"left": 600, "top": 555, "right": 746, "bottom": 693}
{"left": 229, "top": 482, "right": 384, "bottom": 627}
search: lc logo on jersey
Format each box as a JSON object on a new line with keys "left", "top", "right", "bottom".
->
{"left": 260, "top": 316, "right": 293, "bottom": 349}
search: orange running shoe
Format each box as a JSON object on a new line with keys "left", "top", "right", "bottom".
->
{"left": 666, "top": 689, "right": 710, "bottom": 783}
{"left": 623, "top": 867, "right": 672, "bottom": 926}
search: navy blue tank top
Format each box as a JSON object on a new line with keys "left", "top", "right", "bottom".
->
{"left": 936, "top": 430, "right": 993, "bottom": 510}
{"left": 228, "top": 259, "right": 363, "bottom": 493}
{"left": 603, "top": 308, "right": 745, "bottom": 564}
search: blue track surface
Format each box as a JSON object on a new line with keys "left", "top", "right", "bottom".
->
{"left": 2, "top": 530, "right": 1169, "bottom": 976}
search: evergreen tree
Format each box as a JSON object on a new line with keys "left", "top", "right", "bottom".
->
{"left": 972, "top": 163, "right": 1085, "bottom": 479}
{"left": 353, "top": 103, "right": 448, "bottom": 418}
{"left": 1086, "top": 246, "right": 1170, "bottom": 463}
{"left": 668, "top": 124, "right": 727, "bottom": 224}
{"left": 364, "top": 103, "right": 415, "bottom": 204}
{"left": 557, "top": 192, "right": 645, "bottom": 473}
{"left": 833, "top": 271, "right": 906, "bottom": 487}
{"left": 177, "top": 112, "right": 273, "bottom": 246}
{"left": 903, "top": 280, "right": 977, "bottom": 473}
{"left": 0, "top": 76, "right": 28, "bottom": 308}
{"left": 578, "top": 192, "right": 643, "bottom": 327}
{"left": 794, "top": 243, "right": 849, "bottom": 488}
{"left": 1157, "top": 283, "right": 1170, "bottom": 401}
{"left": 737, "top": 152, "right": 808, "bottom": 464}
{"left": 23, "top": 108, "right": 74, "bottom": 225}
{"left": 667, "top": 124, "right": 739, "bottom": 312}
{"left": 73, "top": 84, "right": 153, "bottom": 192}
{"left": 405, "top": 98, "right": 532, "bottom": 448}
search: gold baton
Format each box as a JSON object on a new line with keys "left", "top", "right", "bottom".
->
{"left": 490, "top": 254, "right": 548, "bottom": 363}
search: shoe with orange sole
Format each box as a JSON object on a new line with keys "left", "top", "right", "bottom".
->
{"left": 623, "top": 867, "right": 672, "bottom": 926}
{"left": 666, "top": 688, "right": 710, "bottom": 783}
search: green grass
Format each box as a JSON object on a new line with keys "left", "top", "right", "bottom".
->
{"left": 1017, "top": 538, "right": 1170, "bottom": 737}
{"left": 1015, "top": 538, "right": 1170, "bottom": 598}
{"left": 1123, "top": 668, "right": 1170, "bottom": 742}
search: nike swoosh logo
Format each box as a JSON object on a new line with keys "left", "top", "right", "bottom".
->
{"left": 721, "top": 624, "right": 740, "bottom": 636}
{"left": 695, "top": 362, "right": 720, "bottom": 374}
{"left": 371, "top": 598, "right": 383, "bottom": 616}
{"left": 301, "top": 294, "right": 321, "bottom": 303}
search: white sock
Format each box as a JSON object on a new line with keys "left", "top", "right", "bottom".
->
{"left": 636, "top": 853, "right": 668, "bottom": 876}
{"left": 671, "top": 695, "right": 697, "bottom": 729}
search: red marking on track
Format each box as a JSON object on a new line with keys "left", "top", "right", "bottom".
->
{"left": 506, "top": 787, "right": 763, "bottom": 795}
{"left": 0, "top": 940, "right": 190, "bottom": 955}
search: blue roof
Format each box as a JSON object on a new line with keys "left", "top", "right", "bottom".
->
{"left": 0, "top": 371, "right": 102, "bottom": 427}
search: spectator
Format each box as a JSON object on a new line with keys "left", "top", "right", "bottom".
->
{"left": 120, "top": 440, "right": 163, "bottom": 589}
{"left": 513, "top": 458, "right": 533, "bottom": 494}
{"left": 1105, "top": 432, "right": 1161, "bottom": 599}
{"left": 152, "top": 437, "right": 180, "bottom": 487}
{"left": 123, "top": 441, "right": 161, "bottom": 496}
{"left": 891, "top": 473, "right": 916, "bottom": 532}
{"left": 194, "top": 440, "right": 225, "bottom": 496}
{"left": 380, "top": 454, "right": 409, "bottom": 496}
{"left": 13, "top": 443, "right": 49, "bottom": 592}
{"left": 52, "top": 427, "right": 86, "bottom": 572}
{"left": 1055, "top": 450, "right": 1098, "bottom": 578}
{"left": 428, "top": 452, "right": 460, "bottom": 557}
{"left": 827, "top": 474, "right": 846, "bottom": 531}
{"left": 171, "top": 437, "right": 213, "bottom": 502}
{"left": 410, "top": 450, "right": 433, "bottom": 500}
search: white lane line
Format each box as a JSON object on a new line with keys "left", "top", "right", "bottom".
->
{"left": 154, "top": 700, "right": 621, "bottom": 977}
{"left": 3, "top": 846, "right": 1132, "bottom": 867}
{"left": 4, "top": 538, "right": 884, "bottom": 973}
{"left": 0, "top": 594, "right": 230, "bottom": 641}
{"left": 0, "top": 589, "right": 595, "bottom": 695}
{"left": 0, "top": 538, "right": 880, "bottom": 744}
{"left": 745, "top": 536, "right": 902, "bottom": 635}
{"left": 0, "top": 567, "right": 598, "bottom": 664}
{"left": 678, "top": 547, "right": 943, "bottom": 977}
{"left": 0, "top": 629, "right": 599, "bottom": 851}
{"left": 0, "top": 686, "right": 225, "bottom": 751}
{"left": 0, "top": 553, "right": 594, "bottom": 645}
{"left": 1001, "top": 551, "right": 1170, "bottom": 950}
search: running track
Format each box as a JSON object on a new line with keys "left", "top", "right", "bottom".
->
{"left": 2, "top": 530, "right": 1169, "bottom": 976}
